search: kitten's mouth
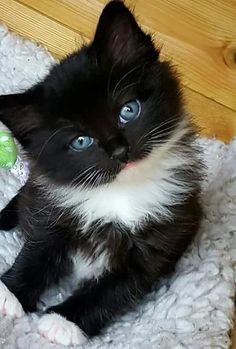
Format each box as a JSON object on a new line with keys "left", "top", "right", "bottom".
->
{"left": 121, "top": 161, "right": 136, "bottom": 170}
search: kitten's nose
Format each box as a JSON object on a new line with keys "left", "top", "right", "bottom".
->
{"left": 104, "top": 134, "right": 130, "bottom": 163}
{"left": 111, "top": 144, "right": 129, "bottom": 163}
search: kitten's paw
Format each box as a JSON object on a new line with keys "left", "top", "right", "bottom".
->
{"left": 0, "top": 280, "right": 24, "bottom": 318}
{"left": 38, "top": 313, "right": 87, "bottom": 346}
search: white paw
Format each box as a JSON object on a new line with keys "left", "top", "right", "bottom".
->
{"left": 38, "top": 313, "right": 87, "bottom": 346}
{"left": 0, "top": 280, "right": 24, "bottom": 318}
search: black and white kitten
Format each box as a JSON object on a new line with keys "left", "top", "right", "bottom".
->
{"left": 0, "top": 1, "right": 202, "bottom": 346}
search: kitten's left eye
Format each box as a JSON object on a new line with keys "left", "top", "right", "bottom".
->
{"left": 70, "top": 136, "right": 94, "bottom": 152}
{"left": 119, "top": 99, "right": 141, "bottom": 123}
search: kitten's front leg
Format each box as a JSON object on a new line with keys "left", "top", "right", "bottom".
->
{"left": 39, "top": 270, "right": 152, "bottom": 345}
{"left": 1, "top": 236, "right": 70, "bottom": 315}
{"left": 0, "top": 280, "right": 24, "bottom": 318}
{"left": 0, "top": 192, "right": 20, "bottom": 230}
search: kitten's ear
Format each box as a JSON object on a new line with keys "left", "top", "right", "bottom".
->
{"left": 93, "top": 0, "right": 158, "bottom": 66}
{"left": 0, "top": 89, "right": 41, "bottom": 148}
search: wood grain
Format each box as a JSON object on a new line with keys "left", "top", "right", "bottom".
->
{"left": 231, "top": 316, "right": 236, "bottom": 349}
{"left": 0, "top": 0, "right": 87, "bottom": 57}
{"left": 184, "top": 87, "right": 236, "bottom": 142}
{"left": 134, "top": 0, "right": 236, "bottom": 112}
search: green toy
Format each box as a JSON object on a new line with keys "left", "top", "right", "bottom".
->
{"left": 0, "top": 124, "right": 17, "bottom": 168}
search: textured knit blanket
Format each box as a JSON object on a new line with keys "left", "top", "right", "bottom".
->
{"left": 0, "top": 24, "right": 235, "bottom": 349}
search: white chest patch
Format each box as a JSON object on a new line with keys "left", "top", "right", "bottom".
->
{"left": 39, "top": 125, "right": 195, "bottom": 231}
{"left": 69, "top": 250, "right": 109, "bottom": 287}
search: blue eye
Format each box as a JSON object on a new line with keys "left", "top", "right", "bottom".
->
{"left": 70, "top": 136, "right": 94, "bottom": 152}
{"left": 119, "top": 99, "right": 141, "bottom": 123}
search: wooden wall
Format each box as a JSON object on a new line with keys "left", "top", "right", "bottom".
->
{"left": 0, "top": 0, "right": 236, "bottom": 142}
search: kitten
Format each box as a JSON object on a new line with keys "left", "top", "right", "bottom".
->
{"left": 0, "top": 0, "right": 202, "bottom": 346}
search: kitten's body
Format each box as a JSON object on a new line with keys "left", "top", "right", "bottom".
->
{"left": 0, "top": 1, "right": 202, "bottom": 345}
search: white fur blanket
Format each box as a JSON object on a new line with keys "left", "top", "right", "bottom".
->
{"left": 0, "top": 24, "right": 235, "bottom": 349}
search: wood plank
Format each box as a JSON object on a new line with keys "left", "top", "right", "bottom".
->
{"left": 231, "top": 320, "right": 236, "bottom": 349}
{"left": 184, "top": 87, "right": 236, "bottom": 143}
{"left": 0, "top": 0, "right": 88, "bottom": 58}
{"left": 18, "top": 0, "right": 236, "bottom": 113}
{"left": 18, "top": 0, "right": 102, "bottom": 38}
{"left": 129, "top": 0, "right": 236, "bottom": 113}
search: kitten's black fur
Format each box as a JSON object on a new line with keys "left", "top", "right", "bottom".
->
{"left": 0, "top": 1, "right": 202, "bottom": 341}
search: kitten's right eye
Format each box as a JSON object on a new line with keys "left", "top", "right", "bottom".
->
{"left": 119, "top": 99, "right": 141, "bottom": 124}
{"left": 70, "top": 136, "right": 94, "bottom": 152}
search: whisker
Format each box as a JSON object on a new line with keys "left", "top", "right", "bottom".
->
{"left": 137, "top": 115, "right": 181, "bottom": 146}
{"left": 31, "top": 203, "right": 52, "bottom": 216}
{"left": 112, "top": 64, "right": 143, "bottom": 98}
{"left": 48, "top": 208, "right": 67, "bottom": 229}
{"left": 81, "top": 169, "right": 99, "bottom": 190}
{"left": 93, "top": 170, "right": 104, "bottom": 188}
{"left": 71, "top": 165, "right": 97, "bottom": 186}
{"left": 144, "top": 136, "right": 192, "bottom": 159}
{"left": 107, "top": 62, "right": 117, "bottom": 99}
{"left": 115, "top": 81, "right": 141, "bottom": 99}
{"left": 146, "top": 128, "right": 179, "bottom": 143}
{"left": 139, "top": 125, "right": 178, "bottom": 148}
{"left": 36, "top": 126, "right": 72, "bottom": 161}
{"left": 89, "top": 168, "right": 102, "bottom": 188}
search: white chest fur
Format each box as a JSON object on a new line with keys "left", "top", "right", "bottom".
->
{"left": 70, "top": 250, "right": 109, "bottom": 285}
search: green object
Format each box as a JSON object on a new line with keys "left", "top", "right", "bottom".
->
{"left": 0, "top": 131, "right": 17, "bottom": 168}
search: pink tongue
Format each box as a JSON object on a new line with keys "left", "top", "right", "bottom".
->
{"left": 124, "top": 162, "right": 136, "bottom": 170}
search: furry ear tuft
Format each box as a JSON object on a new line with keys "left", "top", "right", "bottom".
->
{"left": 0, "top": 91, "right": 41, "bottom": 148}
{"left": 93, "top": 0, "right": 158, "bottom": 66}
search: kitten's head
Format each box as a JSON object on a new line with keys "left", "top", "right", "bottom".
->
{"left": 0, "top": 1, "right": 187, "bottom": 187}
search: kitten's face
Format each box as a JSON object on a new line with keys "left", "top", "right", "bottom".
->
{"left": 0, "top": 1, "right": 184, "bottom": 188}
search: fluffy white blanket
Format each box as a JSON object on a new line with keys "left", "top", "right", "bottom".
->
{"left": 0, "top": 24, "right": 235, "bottom": 349}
